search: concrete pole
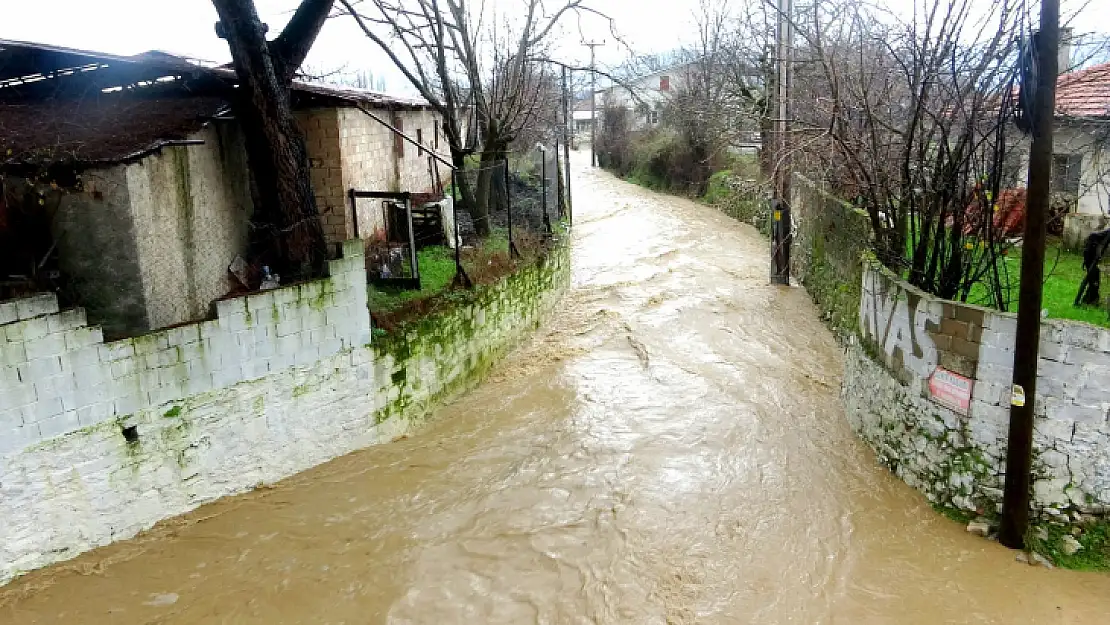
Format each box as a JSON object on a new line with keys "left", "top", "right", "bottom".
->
{"left": 770, "top": 0, "right": 793, "bottom": 285}
{"left": 999, "top": 0, "right": 1059, "bottom": 550}
{"left": 585, "top": 41, "right": 604, "bottom": 167}
{"left": 562, "top": 66, "right": 573, "bottom": 222}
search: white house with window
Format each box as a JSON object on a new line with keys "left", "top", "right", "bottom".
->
{"left": 1012, "top": 60, "right": 1110, "bottom": 248}
{"left": 598, "top": 62, "right": 692, "bottom": 131}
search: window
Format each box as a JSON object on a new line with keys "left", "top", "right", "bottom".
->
{"left": 434, "top": 119, "right": 440, "bottom": 150}
{"left": 649, "top": 109, "right": 659, "bottom": 125}
{"left": 659, "top": 75, "right": 671, "bottom": 92}
{"left": 393, "top": 115, "right": 405, "bottom": 158}
{"left": 417, "top": 128, "right": 424, "bottom": 156}
{"left": 1052, "top": 153, "right": 1083, "bottom": 198}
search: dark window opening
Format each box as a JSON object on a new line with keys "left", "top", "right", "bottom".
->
{"left": 417, "top": 129, "right": 424, "bottom": 156}
{"left": 434, "top": 120, "right": 440, "bottom": 150}
{"left": 393, "top": 115, "right": 405, "bottom": 158}
{"left": 1052, "top": 153, "right": 1083, "bottom": 199}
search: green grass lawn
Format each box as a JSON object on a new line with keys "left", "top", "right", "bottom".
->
{"left": 366, "top": 246, "right": 458, "bottom": 314}
{"left": 966, "top": 242, "right": 1110, "bottom": 328}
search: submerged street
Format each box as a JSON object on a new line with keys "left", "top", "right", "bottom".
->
{"left": 2, "top": 153, "right": 1110, "bottom": 623}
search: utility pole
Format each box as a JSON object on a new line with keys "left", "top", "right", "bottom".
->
{"left": 584, "top": 40, "right": 604, "bottom": 167}
{"left": 999, "top": 0, "right": 1059, "bottom": 550}
{"left": 770, "top": 0, "right": 793, "bottom": 285}
{"left": 562, "top": 66, "right": 573, "bottom": 222}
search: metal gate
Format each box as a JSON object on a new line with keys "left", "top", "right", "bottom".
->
{"left": 349, "top": 190, "right": 421, "bottom": 291}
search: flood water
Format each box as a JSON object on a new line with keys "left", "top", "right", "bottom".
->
{"left": 3, "top": 152, "right": 1109, "bottom": 624}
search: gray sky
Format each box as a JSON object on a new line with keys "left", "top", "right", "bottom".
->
{"left": 2, "top": 0, "right": 1107, "bottom": 93}
{"left": 0, "top": 0, "right": 690, "bottom": 92}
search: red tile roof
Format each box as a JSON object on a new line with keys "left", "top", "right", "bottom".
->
{"left": 1056, "top": 61, "right": 1110, "bottom": 118}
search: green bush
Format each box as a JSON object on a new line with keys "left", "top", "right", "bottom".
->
{"left": 702, "top": 170, "right": 734, "bottom": 205}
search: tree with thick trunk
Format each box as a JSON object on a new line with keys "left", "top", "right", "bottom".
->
{"left": 211, "top": 0, "right": 334, "bottom": 276}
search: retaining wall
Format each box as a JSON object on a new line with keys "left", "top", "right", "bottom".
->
{"left": 0, "top": 238, "right": 570, "bottom": 585}
{"left": 845, "top": 259, "right": 1110, "bottom": 522}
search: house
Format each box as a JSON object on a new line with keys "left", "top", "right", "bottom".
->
{"left": 571, "top": 98, "right": 595, "bottom": 142}
{"left": 1008, "top": 57, "right": 1110, "bottom": 248}
{"left": 0, "top": 39, "right": 450, "bottom": 339}
{"left": 1051, "top": 61, "right": 1110, "bottom": 247}
{"left": 598, "top": 62, "right": 692, "bottom": 131}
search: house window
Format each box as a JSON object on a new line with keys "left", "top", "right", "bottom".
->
{"left": 434, "top": 120, "right": 440, "bottom": 150}
{"left": 1052, "top": 153, "right": 1082, "bottom": 198}
{"left": 649, "top": 109, "right": 659, "bottom": 125}
{"left": 393, "top": 115, "right": 405, "bottom": 158}
{"left": 659, "top": 75, "right": 671, "bottom": 92}
{"left": 417, "top": 128, "right": 424, "bottom": 156}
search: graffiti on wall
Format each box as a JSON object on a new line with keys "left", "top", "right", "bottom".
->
{"left": 859, "top": 270, "right": 940, "bottom": 380}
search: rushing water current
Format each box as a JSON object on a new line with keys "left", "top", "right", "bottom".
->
{"left": 3, "top": 152, "right": 1109, "bottom": 624}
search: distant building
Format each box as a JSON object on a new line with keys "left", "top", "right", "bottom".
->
{"left": 597, "top": 62, "right": 695, "bottom": 131}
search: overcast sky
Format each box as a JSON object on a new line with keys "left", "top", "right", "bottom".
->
{"left": 2, "top": 0, "right": 1107, "bottom": 93}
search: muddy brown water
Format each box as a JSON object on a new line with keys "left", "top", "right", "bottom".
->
{"left": 3, "top": 153, "right": 1110, "bottom": 624}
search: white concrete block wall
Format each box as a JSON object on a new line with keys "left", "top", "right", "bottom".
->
{"left": 0, "top": 239, "right": 570, "bottom": 586}
{"left": 846, "top": 263, "right": 1110, "bottom": 521}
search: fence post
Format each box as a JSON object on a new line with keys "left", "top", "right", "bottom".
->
{"left": 504, "top": 159, "right": 520, "bottom": 259}
{"left": 555, "top": 142, "right": 564, "bottom": 221}
{"left": 450, "top": 174, "right": 471, "bottom": 288}
{"left": 540, "top": 147, "right": 552, "bottom": 235}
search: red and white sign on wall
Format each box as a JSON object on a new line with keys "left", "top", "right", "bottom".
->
{"left": 928, "top": 367, "right": 974, "bottom": 415}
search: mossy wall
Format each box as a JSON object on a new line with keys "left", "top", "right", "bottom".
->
{"left": 367, "top": 238, "right": 571, "bottom": 432}
{"left": 0, "top": 237, "right": 570, "bottom": 586}
{"left": 789, "top": 174, "right": 872, "bottom": 336}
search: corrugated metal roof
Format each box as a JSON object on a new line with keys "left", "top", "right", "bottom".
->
{"left": 0, "top": 40, "right": 433, "bottom": 168}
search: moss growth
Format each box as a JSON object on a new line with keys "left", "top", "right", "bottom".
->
{"left": 1026, "top": 521, "right": 1110, "bottom": 571}
{"left": 163, "top": 405, "right": 183, "bottom": 419}
{"left": 932, "top": 503, "right": 977, "bottom": 525}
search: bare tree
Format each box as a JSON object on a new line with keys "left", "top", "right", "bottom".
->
{"left": 780, "top": 0, "right": 1029, "bottom": 304}
{"left": 339, "top": 0, "right": 602, "bottom": 237}
{"left": 212, "top": 0, "right": 334, "bottom": 274}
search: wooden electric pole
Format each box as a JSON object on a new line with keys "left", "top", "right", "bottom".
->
{"left": 770, "top": 0, "right": 793, "bottom": 285}
{"left": 584, "top": 40, "right": 604, "bottom": 167}
{"left": 999, "top": 0, "right": 1059, "bottom": 549}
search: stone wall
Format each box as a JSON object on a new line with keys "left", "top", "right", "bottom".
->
{"left": 790, "top": 174, "right": 873, "bottom": 335}
{"left": 844, "top": 259, "right": 1110, "bottom": 522}
{"left": 0, "top": 238, "right": 570, "bottom": 586}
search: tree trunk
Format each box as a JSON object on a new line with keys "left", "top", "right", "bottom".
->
{"left": 212, "top": 0, "right": 332, "bottom": 277}
{"left": 450, "top": 148, "right": 479, "bottom": 229}
{"left": 472, "top": 149, "right": 497, "bottom": 238}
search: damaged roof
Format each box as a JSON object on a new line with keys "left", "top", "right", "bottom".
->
{"left": 0, "top": 39, "right": 433, "bottom": 169}
{"left": 1, "top": 94, "right": 229, "bottom": 167}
